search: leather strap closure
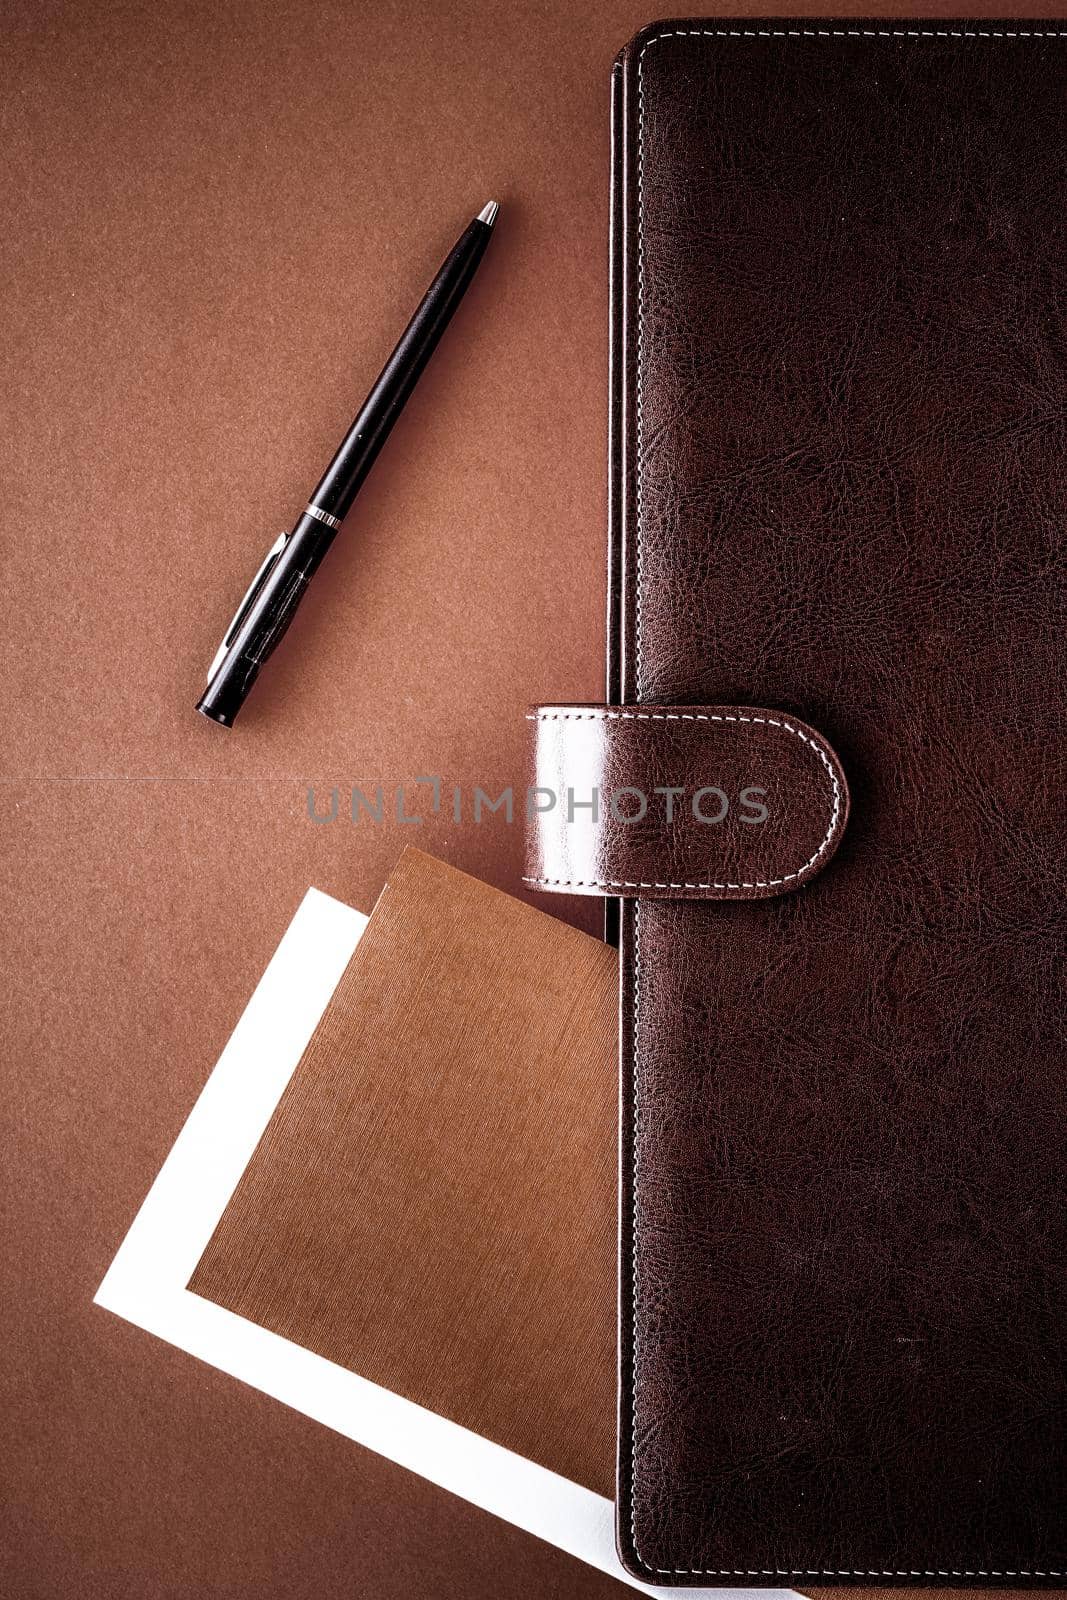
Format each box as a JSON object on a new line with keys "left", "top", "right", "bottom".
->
{"left": 523, "top": 704, "right": 849, "bottom": 900}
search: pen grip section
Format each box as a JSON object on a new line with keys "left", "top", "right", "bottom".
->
{"left": 196, "top": 512, "right": 335, "bottom": 726}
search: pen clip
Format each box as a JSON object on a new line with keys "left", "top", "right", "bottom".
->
{"left": 206, "top": 531, "right": 289, "bottom": 683}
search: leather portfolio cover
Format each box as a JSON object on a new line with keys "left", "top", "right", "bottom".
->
{"left": 605, "top": 20, "right": 1067, "bottom": 1588}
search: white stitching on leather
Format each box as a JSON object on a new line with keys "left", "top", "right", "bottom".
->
{"left": 641, "top": 27, "right": 1067, "bottom": 39}
{"left": 634, "top": 78, "right": 646, "bottom": 698}
{"left": 523, "top": 709, "right": 841, "bottom": 890}
{"left": 631, "top": 894, "right": 644, "bottom": 1577}
{"left": 624, "top": 23, "right": 1067, "bottom": 1583}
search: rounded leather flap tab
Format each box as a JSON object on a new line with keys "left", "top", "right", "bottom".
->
{"left": 523, "top": 704, "right": 849, "bottom": 900}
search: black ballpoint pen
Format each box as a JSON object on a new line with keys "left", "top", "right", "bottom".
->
{"left": 196, "top": 199, "right": 499, "bottom": 727}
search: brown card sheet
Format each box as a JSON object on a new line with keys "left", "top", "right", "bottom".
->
{"left": 189, "top": 848, "right": 617, "bottom": 1496}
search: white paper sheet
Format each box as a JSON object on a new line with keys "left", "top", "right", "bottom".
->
{"left": 95, "top": 886, "right": 790, "bottom": 1599}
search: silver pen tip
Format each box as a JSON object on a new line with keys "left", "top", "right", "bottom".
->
{"left": 478, "top": 200, "right": 499, "bottom": 227}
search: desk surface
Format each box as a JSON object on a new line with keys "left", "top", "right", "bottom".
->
{"left": 1, "top": 2, "right": 1056, "bottom": 1597}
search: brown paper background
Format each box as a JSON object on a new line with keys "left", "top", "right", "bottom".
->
{"left": 2, "top": 1, "right": 1062, "bottom": 1596}
{"left": 191, "top": 848, "right": 619, "bottom": 1494}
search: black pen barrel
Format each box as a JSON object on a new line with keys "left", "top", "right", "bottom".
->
{"left": 196, "top": 203, "right": 497, "bottom": 729}
{"left": 309, "top": 218, "right": 492, "bottom": 523}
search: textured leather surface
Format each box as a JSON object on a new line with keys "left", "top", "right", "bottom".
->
{"left": 610, "top": 19, "right": 1067, "bottom": 1588}
{"left": 524, "top": 703, "right": 848, "bottom": 898}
